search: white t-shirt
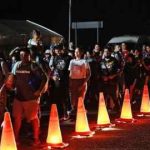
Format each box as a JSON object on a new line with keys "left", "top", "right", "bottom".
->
{"left": 68, "top": 59, "right": 90, "bottom": 79}
{"left": 28, "top": 39, "right": 43, "bottom": 46}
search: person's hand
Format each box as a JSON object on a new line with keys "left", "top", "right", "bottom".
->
{"left": 34, "top": 90, "right": 41, "bottom": 97}
{"left": 102, "top": 76, "right": 108, "bottom": 81}
{"left": 130, "top": 84, "right": 135, "bottom": 99}
{"left": 52, "top": 76, "right": 60, "bottom": 81}
{"left": 141, "top": 59, "right": 144, "bottom": 65}
{"left": 5, "top": 74, "right": 14, "bottom": 89}
{"left": 108, "top": 75, "right": 115, "bottom": 80}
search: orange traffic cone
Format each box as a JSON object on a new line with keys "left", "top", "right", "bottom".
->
{"left": 116, "top": 89, "right": 135, "bottom": 123}
{"left": 46, "top": 104, "right": 69, "bottom": 148}
{"left": 138, "top": 85, "right": 150, "bottom": 116}
{"left": 0, "top": 112, "right": 17, "bottom": 150}
{"left": 96, "top": 92, "right": 112, "bottom": 128}
{"left": 74, "top": 97, "right": 95, "bottom": 138}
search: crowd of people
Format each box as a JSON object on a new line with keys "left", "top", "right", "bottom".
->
{"left": 0, "top": 29, "right": 150, "bottom": 145}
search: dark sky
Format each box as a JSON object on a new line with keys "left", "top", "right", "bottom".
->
{"left": 0, "top": 0, "right": 150, "bottom": 46}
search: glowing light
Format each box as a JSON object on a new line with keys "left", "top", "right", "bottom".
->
{"left": 0, "top": 112, "right": 17, "bottom": 150}
{"left": 120, "top": 89, "right": 133, "bottom": 119}
{"left": 72, "top": 133, "right": 94, "bottom": 139}
{"left": 101, "top": 127, "right": 123, "bottom": 131}
{"left": 48, "top": 146, "right": 52, "bottom": 149}
{"left": 46, "top": 104, "right": 69, "bottom": 148}
{"left": 115, "top": 89, "right": 135, "bottom": 123}
{"left": 140, "top": 85, "right": 150, "bottom": 113}
{"left": 48, "top": 136, "right": 62, "bottom": 144}
{"left": 74, "top": 97, "right": 95, "bottom": 137}
{"left": 97, "top": 92, "right": 111, "bottom": 126}
{"left": 75, "top": 97, "right": 90, "bottom": 132}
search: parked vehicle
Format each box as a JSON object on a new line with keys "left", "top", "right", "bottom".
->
{"left": 107, "top": 35, "right": 150, "bottom": 50}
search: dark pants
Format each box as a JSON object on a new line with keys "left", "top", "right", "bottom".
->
{"left": 50, "top": 79, "right": 70, "bottom": 118}
{"left": 101, "top": 81, "right": 120, "bottom": 111}
{"left": 69, "top": 79, "right": 87, "bottom": 110}
{"left": 0, "top": 85, "right": 7, "bottom": 125}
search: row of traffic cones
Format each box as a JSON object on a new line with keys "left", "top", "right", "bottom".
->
{"left": 1, "top": 85, "right": 150, "bottom": 149}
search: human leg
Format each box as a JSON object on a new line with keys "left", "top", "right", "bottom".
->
{"left": 12, "top": 99, "right": 23, "bottom": 141}
{"left": 31, "top": 118, "right": 40, "bottom": 143}
{"left": 23, "top": 100, "right": 40, "bottom": 143}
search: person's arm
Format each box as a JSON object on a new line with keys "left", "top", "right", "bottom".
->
{"left": 4, "top": 61, "right": 19, "bottom": 90}
{"left": 4, "top": 73, "right": 15, "bottom": 90}
{"left": 130, "top": 78, "right": 137, "bottom": 100}
{"left": 68, "top": 60, "right": 73, "bottom": 90}
{"left": 68, "top": 60, "right": 72, "bottom": 78}
{"left": 9, "top": 47, "right": 19, "bottom": 57}
{"left": 1, "top": 61, "right": 9, "bottom": 79}
{"left": 142, "top": 59, "right": 150, "bottom": 71}
{"left": 108, "top": 59, "right": 120, "bottom": 80}
{"left": 34, "top": 64, "right": 48, "bottom": 96}
{"left": 108, "top": 73, "right": 119, "bottom": 80}
{"left": 85, "top": 61, "right": 91, "bottom": 82}
{"left": 37, "top": 41, "right": 44, "bottom": 54}
{"left": 49, "top": 56, "right": 55, "bottom": 71}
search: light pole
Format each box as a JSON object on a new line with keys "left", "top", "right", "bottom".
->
{"left": 68, "top": 0, "right": 72, "bottom": 49}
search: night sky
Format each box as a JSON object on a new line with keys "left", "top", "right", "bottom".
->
{"left": 0, "top": 0, "right": 150, "bottom": 47}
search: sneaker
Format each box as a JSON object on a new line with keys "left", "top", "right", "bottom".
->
{"left": 132, "top": 100, "right": 136, "bottom": 104}
{"left": 67, "top": 110, "right": 72, "bottom": 116}
{"left": 59, "top": 114, "right": 70, "bottom": 122}
{"left": 63, "top": 114, "right": 70, "bottom": 121}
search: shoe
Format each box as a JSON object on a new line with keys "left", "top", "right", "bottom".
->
{"left": 67, "top": 110, "right": 71, "bottom": 115}
{"left": 16, "top": 140, "right": 21, "bottom": 147}
{"left": 132, "top": 100, "right": 136, "bottom": 104}
{"left": 63, "top": 114, "right": 70, "bottom": 121}
{"left": 59, "top": 117, "right": 65, "bottom": 121}
{"left": 59, "top": 114, "right": 70, "bottom": 122}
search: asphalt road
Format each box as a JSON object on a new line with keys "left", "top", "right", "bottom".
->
{"left": 14, "top": 107, "right": 150, "bottom": 150}
{"left": 0, "top": 98, "right": 150, "bottom": 150}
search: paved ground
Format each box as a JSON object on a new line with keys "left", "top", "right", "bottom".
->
{"left": 15, "top": 110, "right": 150, "bottom": 150}
{"left": 1, "top": 101, "right": 150, "bottom": 150}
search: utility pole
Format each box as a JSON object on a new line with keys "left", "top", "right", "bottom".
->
{"left": 68, "top": 0, "right": 72, "bottom": 49}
